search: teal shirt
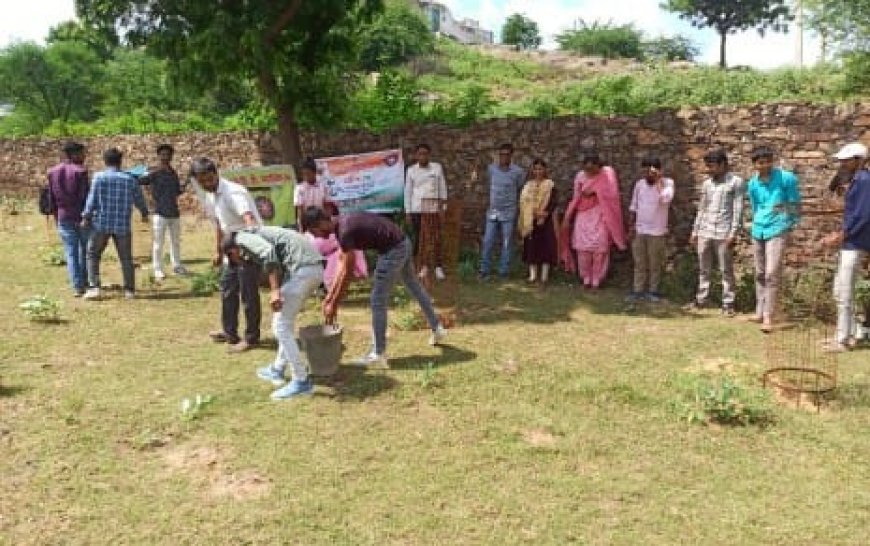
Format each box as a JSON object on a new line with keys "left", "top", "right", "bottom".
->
{"left": 235, "top": 226, "right": 323, "bottom": 276}
{"left": 747, "top": 168, "right": 801, "bottom": 240}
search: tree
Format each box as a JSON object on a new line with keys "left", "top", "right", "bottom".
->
{"left": 46, "top": 20, "right": 119, "bottom": 61}
{"left": 358, "top": 1, "right": 434, "bottom": 71}
{"left": 76, "top": 0, "right": 384, "bottom": 165}
{"left": 0, "top": 41, "right": 103, "bottom": 131}
{"left": 642, "top": 35, "right": 699, "bottom": 62}
{"left": 556, "top": 20, "right": 644, "bottom": 59}
{"left": 662, "top": 0, "right": 792, "bottom": 68}
{"left": 805, "top": 0, "right": 870, "bottom": 91}
{"left": 501, "top": 14, "right": 542, "bottom": 50}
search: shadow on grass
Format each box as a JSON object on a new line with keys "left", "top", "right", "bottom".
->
{"left": 835, "top": 382, "right": 870, "bottom": 409}
{"left": 387, "top": 344, "right": 477, "bottom": 370}
{"left": 323, "top": 367, "right": 399, "bottom": 401}
{"left": 0, "top": 383, "right": 28, "bottom": 397}
{"left": 137, "top": 291, "right": 205, "bottom": 301}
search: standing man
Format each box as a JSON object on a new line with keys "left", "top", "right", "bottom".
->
{"left": 688, "top": 149, "right": 745, "bottom": 316}
{"left": 627, "top": 156, "right": 675, "bottom": 303}
{"left": 47, "top": 141, "right": 91, "bottom": 297}
{"left": 304, "top": 207, "right": 447, "bottom": 369}
{"left": 405, "top": 143, "right": 448, "bottom": 280}
{"left": 747, "top": 146, "right": 801, "bottom": 333}
{"left": 823, "top": 143, "right": 870, "bottom": 351}
{"left": 479, "top": 143, "right": 525, "bottom": 280}
{"left": 140, "top": 144, "right": 188, "bottom": 280}
{"left": 221, "top": 226, "right": 325, "bottom": 398}
{"left": 81, "top": 148, "right": 149, "bottom": 300}
{"left": 191, "top": 158, "right": 263, "bottom": 353}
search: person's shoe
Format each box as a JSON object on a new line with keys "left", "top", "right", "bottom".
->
{"left": 745, "top": 315, "right": 763, "bottom": 324}
{"left": 645, "top": 292, "right": 663, "bottom": 303}
{"left": 83, "top": 288, "right": 100, "bottom": 301}
{"left": 73, "top": 289, "right": 85, "bottom": 298}
{"left": 209, "top": 330, "right": 236, "bottom": 343}
{"left": 825, "top": 341, "right": 851, "bottom": 353}
{"left": 418, "top": 266, "right": 429, "bottom": 279}
{"left": 257, "top": 365, "right": 286, "bottom": 386}
{"left": 352, "top": 351, "right": 390, "bottom": 370}
{"left": 429, "top": 325, "right": 448, "bottom": 346}
{"left": 683, "top": 300, "right": 705, "bottom": 311}
{"left": 722, "top": 305, "right": 736, "bottom": 318}
{"left": 760, "top": 321, "right": 774, "bottom": 334}
{"left": 227, "top": 340, "right": 256, "bottom": 354}
{"left": 271, "top": 378, "right": 314, "bottom": 400}
{"left": 154, "top": 270, "right": 166, "bottom": 282}
{"left": 124, "top": 290, "right": 135, "bottom": 300}
{"left": 173, "top": 266, "right": 190, "bottom": 276}
{"left": 435, "top": 267, "right": 446, "bottom": 281}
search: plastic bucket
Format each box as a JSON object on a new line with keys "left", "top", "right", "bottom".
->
{"left": 298, "top": 324, "right": 343, "bottom": 377}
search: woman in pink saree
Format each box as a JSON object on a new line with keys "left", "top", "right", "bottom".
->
{"left": 560, "top": 153, "right": 627, "bottom": 288}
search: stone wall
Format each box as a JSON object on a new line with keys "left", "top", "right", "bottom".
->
{"left": 3, "top": 102, "right": 868, "bottom": 271}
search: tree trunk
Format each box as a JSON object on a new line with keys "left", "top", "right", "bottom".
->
{"left": 719, "top": 31, "right": 727, "bottom": 69}
{"left": 276, "top": 100, "right": 303, "bottom": 167}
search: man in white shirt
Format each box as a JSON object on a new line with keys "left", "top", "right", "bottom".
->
{"left": 404, "top": 143, "right": 448, "bottom": 280}
{"left": 190, "top": 158, "right": 263, "bottom": 353}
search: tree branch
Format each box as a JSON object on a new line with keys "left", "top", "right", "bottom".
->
{"left": 265, "top": 0, "right": 304, "bottom": 46}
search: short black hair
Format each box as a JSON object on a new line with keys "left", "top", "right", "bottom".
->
{"left": 302, "top": 206, "right": 331, "bottom": 228}
{"left": 531, "top": 158, "right": 547, "bottom": 169}
{"left": 641, "top": 156, "right": 662, "bottom": 169}
{"left": 220, "top": 232, "right": 237, "bottom": 255}
{"left": 703, "top": 148, "right": 728, "bottom": 166}
{"left": 63, "top": 141, "right": 84, "bottom": 156}
{"left": 751, "top": 146, "right": 775, "bottom": 162}
{"left": 581, "top": 151, "right": 603, "bottom": 167}
{"left": 301, "top": 157, "right": 317, "bottom": 172}
{"left": 103, "top": 147, "right": 123, "bottom": 167}
{"left": 156, "top": 143, "right": 174, "bottom": 155}
{"left": 190, "top": 157, "right": 218, "bottom": 176}
{"left": 499, "top": 143, "right": 513, "bottom": 153}
{"left": 415, "top": 143, "right": 431, "bottom": 152}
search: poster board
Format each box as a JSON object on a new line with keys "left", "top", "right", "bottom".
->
{"left": 222, "top": 165, "right": 297, "bottom": 227}
{"left": 315, "top": 149, "right": 404, "bottom": 213}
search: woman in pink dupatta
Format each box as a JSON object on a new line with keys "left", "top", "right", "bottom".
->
{"left": 560, "top": 153, "right": 627, "bottom": 288}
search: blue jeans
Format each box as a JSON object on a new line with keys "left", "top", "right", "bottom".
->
{"left": 57, "top": 221, "right": 91, "bottom": 291}
{"left": 88, "top": 231, "right": 134, "bottom": 291}
{"left": 371, "top": 238, "right": 439, "bottom": 355}
{"left": 480, "top": 215, "right": 515, "bottom": 276}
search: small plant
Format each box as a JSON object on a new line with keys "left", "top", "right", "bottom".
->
{"left": 391, "top": 309, "right": 425, "bottom": 331}
{"left": 180, "top": 394, "right": 215, "bottom": 421}
{"left": 189, "top": 269, "right": 220, "bottom": 296}
{"left": 392, "top": 285, "right": 411, "bottom": 307}
{"left": 676, "top": 374, "right": 775, "bottom": 427}
{"left": 39, "top": 245, "right": 66, "bottom": 266}
{"left": 418, "top": 361, "right": 439, "bottom": 390}
{"left": 855, "top": 279, "right": 870, "bottom": 311}
{"left": 457, "top": 248, "right": 479, "bottom": 282}
{"left": 19, "top": 294, "right": 62, "bottom": 322}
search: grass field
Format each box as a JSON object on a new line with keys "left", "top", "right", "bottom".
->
{"left": 2, "top": 212, "right": 870, "bottom": 545}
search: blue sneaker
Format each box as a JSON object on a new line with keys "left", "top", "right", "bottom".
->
{"left": 256, "top": 365, "right": 286, "bottom": 386}
{"left": 271, "top": 378, "right": 314, "bottom": 400}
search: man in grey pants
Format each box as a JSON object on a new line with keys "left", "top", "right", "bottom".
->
{"left": 688, "top": 149, "right": 744, "bottom": 316}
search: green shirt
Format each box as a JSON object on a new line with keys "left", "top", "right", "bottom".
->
{"left": 235, "top": 226, "right": 323, "bottom": 275}
{"left": 747, "top": 168, "right": 801, "bottom": 241}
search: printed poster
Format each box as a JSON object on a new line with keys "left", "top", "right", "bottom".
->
{"left": 222, "top": 165, "right": 297, "bottom": 227}
{"left": 315, "top": 149, "right": 404, "bottom": 213}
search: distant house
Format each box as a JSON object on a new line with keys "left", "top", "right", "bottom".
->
{"left": 417, "top": 1, "right": 494, "bottom": 45}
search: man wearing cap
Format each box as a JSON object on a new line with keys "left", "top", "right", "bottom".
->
{"left": 221, "top": 226, "right": 324, "bottom": 398}
{"left": 823, "top": 142, "right": 870, "bottom": 351}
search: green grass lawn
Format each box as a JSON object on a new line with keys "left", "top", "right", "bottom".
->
{"left": 2, "top": 212, "right": 870, "bottom": 545}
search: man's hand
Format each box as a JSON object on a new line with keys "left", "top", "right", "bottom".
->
{"left": 269, "top": 289, "right": 283, "bottom": 312}
{"left": 323, "top": 300, "right": 337, "bottom": 324}
{"left": 689, "top": 234, "right": 697, "bottom": 246}
{"left": 212, "top": 252, "right": 223, "bottom": 267}
{"left": 725, "top": 236, "right": 735, "bottom": 248}
{"left": 627, "top": 227, "right": 636, "bottom": 240}
{"left": 80, "top": 217, "right": 91, "bottom": 229}
{"left": 141, "top": 213, "right": 149, "bottom": 223}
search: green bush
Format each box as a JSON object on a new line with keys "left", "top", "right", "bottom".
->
{"left": 189, "top": 269, "right": 221, "bottom": 297}
{"left": 675, "top": 373, "right": 775, "bottom": 427}
{"left": 556, "top": 21, "right": 645, "bottom": 59}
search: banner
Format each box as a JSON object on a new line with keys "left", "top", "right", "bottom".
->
{"left": 222, "top": 165, "right": 297, "bottom": 227}
{"left": 315, "top": 149, "right": 404, "bottom": 213}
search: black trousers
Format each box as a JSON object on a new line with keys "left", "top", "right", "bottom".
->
{"left": 220, "top": 261, "right": 262, "bottom": 344}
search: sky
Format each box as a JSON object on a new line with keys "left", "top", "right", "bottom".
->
{"left": 0, "top": 0, "right": 820, "bottom": 69}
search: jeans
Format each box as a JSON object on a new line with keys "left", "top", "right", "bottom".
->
{"left": 152, "top": 215, "right": 182, "bottom": 274}
{"left": 57, "top": 221, "right": 91, "bottom": 291}
{"left": 632, "top": 234, "right": 667, "bottom": 294}
{"left": 696, "top": 237, "right": 735, "bottom": 306}
{"left": 272, "top": 264, "right": 324, "bottom": 381}
{"left": 221, "top": 260, "right": 263, "bottom": 344}
{"left": 88, "top": 231, "right": 134, "bottom": 291}
{"left": 480, "top": 215, "right": 515, "bottom": 276}
{"left": 371, "top": 238, "right": 439, "bottom": 355}
{"left": 834, "top": 249, "right": 867, "bottom": 344}
{"left": 753, "top": 235, "right": 788, "bottom": 321}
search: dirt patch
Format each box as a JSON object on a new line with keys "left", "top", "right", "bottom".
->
{"left": 521, "top": 428, "right": 557, "bottom": 448}
{"left": 163, "top": 444, "right": 271, "bottom": 501}
{"left": 688, "top": 357, "right": 759, "bottom": 376}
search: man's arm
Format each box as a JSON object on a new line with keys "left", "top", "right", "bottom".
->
{"left": 659, "top": 178, "right": 675, "bottom": 204}
{"left": 323, "top": 249, "right": 356, "bottom": 323}
{"left": 404, "top": 168, "right": 414, "bottom": 214}
{"left": 437, "top": 164, "right": 448, "bottom": 209}
{"left": 132, "top": 180, "right": 149, "bottom": 218}
{"left": 728, "top": 178, "right": 745, "bottom": 241}
{"left": 82, "top": 176, "right": 99, "bottom": 222}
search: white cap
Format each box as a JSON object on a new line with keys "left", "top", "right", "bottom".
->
{"left": 833, "top": 142, "right": 869, "bottom": 160}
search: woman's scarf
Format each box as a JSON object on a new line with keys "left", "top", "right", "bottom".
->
{"left": 518, "top": 178, "right": 555, "bottom": 238}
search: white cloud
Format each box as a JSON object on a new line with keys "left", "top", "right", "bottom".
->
{"left": 0, "top": 0, "right": 76, "bottom": 47}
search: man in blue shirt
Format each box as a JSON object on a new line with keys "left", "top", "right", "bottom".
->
{"left": 747, "top": 146, "right": 801, "bottom": 332}
{"left": 81, "top": 148, "right": 149, "bottom": 300}
{"left": 823, "top": 142, "right": 870, "bottom": 351}
{"left": 479, "top": 143, "right": 525, "bottom": 279}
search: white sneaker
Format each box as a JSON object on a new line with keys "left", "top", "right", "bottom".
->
{"left": 352, "top": 351, "right": 389, "bottom": 370}
{"left": 429, "top": 325, "right": 448, "bottom": 346}
{"left": 124, "top": 290, "right": 136, "bottom": 300}
{"left": 83, "top": 288, "right": 101, "bottom": 300}
{"left": 435, "top": 267, "right": 446, "bottom": 281}
{"left": 154, "top": 270, "right": 166, "bottom": 281}
{"left": 418, "top": 266, "right": 429, "bottom": 279}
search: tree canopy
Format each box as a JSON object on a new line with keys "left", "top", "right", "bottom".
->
{"left": 556, "top": 20, "right": 644, "bottom": 59}
{"left": 501, "top": 14, "right": 542, "bottom": 51}
{"left": 358, "top": 1, "right": 434, "bottom": 71}
{"left": 662, "top": 0, "right": 792, "bottom": 67}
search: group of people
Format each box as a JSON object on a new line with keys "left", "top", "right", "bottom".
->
{"left": 475, "top": 142, "right": 869, "bottom": 351}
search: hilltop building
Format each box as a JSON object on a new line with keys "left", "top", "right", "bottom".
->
{"left": 416, "top": 1, "right": 494, "bottom": 45}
